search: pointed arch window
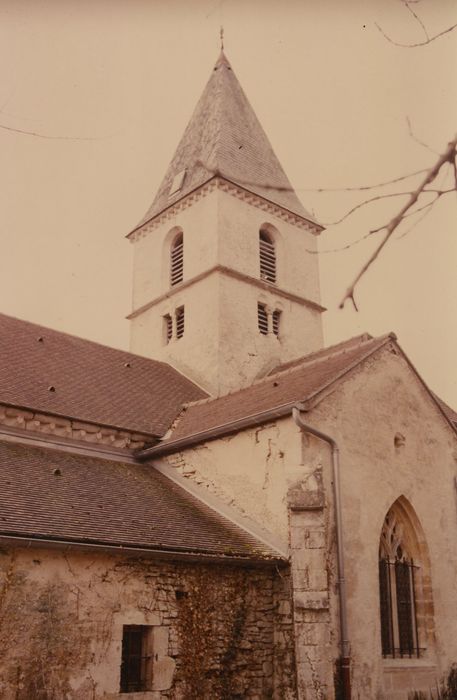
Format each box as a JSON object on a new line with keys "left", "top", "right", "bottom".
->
{"left": 170, "top": 232, "right": 184, "bottom": 287}
{"left": 379, "top": 508, "right": 421, "bottom": 658}
{"left": 259, "top": 229, "right": 276, "bottom": 284}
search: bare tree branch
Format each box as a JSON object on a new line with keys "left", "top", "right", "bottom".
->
{"left": 321, "top": 190, "right": 420, "bottom": 226}
{"left": 375, "top": 19, "right": 457, "bottom": 47}
{"left": 401, "top": 0, "right": 429, "bottom": 41}
{"left": 0, "top": 122, "right": 112, "bottom": 140}
{"left": 406, "top": 116, "right": 439, "bottom": 155}
{"left": 197, "top": 158, "right": 429, "bottom": 194}
{"left": 339, "top": 136, "right": 457, "bottom": 310}
{"left": 396, "top": 202, "right": 434, "bottom": 239}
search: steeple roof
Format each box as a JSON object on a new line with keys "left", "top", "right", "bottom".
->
{"left": 134, "top": 51, "right": 317, "bottom": 229}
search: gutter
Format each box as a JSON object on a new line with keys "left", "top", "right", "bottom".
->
{"left": 137, "top": 401, "right": 297, "bottom": 459}
{"left": 292, "top": 405, "right": 351, "bottom": 700}
{"left": 0, "top": 534, "right": 285, "bottom": 569}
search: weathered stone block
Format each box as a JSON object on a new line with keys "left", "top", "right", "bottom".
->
{"left": 152, "top": 656, "right": 176, "bottom": 691}
{"left": 294, "top": 591, "right": 329, "bottom": 610}
{"left": 305, "top": 529, "right": 326, "bottom": 549}
{"left": 153, "top": 625, "right": 169, "bottom": 657}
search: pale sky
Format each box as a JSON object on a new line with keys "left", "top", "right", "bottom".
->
{"left": 1, "top": 0, "right": 456, "bottom": 406}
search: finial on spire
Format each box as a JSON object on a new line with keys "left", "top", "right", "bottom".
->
{"left": 220, "top": 26, "right": 224, "bottom": 51}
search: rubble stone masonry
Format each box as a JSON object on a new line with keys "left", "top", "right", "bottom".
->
{"left": 0, "top": 547, "right": 296, "bottom": 699}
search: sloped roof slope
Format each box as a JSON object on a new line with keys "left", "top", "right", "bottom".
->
{"left": 0, "top": 313, "right": 206, "bottom": 437}
{"left": 160, "top": 334, "right": 391, "bottom": 444}
{"left": 433, "top": 393, "right": 457, "bottom": 426}
{"left": 133, "top": 51, "right": 317, "bottom": 230}
{"left": 0, "top": 441, "right": 278, "bottom": 561}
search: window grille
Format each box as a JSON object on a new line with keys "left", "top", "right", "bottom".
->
{"left": 272, "top": 310, "right": 281, "bottom": 337}
{"left": 120, "top": 625, "right": 152, "bottom": 693}
{"left": 379, "top": 557, "right": 419, "bottom": 657}
{"left": 163, "top": 314, "right": 172, "bottom": 344}
{"left": 176, "top": 306, "right": 185, "bottom": 339}
{"left": 170, "top": 233, "right": 184, "bottom": 287}
{"left": 379, "top": 510, "right": 421, "bottom": 658}
{"left": 258, "top": 303, "right": 268, "bottom": 335}
{"left": 259, "top": 230, "right": 276, "bottom": 284}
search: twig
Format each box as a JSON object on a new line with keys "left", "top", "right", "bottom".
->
{"left": 406, "top": 116, "right": 439, "bottom": 155}
{"left": 197, "top": 159, "right": 429, "bottom": 194}
{"left": 396, "top": 201, "right": 434, "bottom": 239}
{"left": 0, "top": 122, "right": 114, "bottom": 141}
{"left": 339, "top": 135, "right": 457, "bottom": 310}
{"left": 401, "top": 0, "right": 429, "bottom": 41}
{"left": 375, "top": 20, "right": 457, "bottom": 47}
{"left": 321, "top": 190, "right": 415, "bottom": 226}
{"left": 307, "top": 228, "right": 383, "bottom": 255}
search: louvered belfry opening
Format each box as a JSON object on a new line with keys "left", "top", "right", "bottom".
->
{"left": 259, "top": 229, "right": 276, "bottom": 284}
{"left": 257, "top": 303, "right": 268, "bottom": 335}
{"left": 163, "top": 314, "right": 172, "bottom": 344}
{"left": 170, "top": 232, "right": 184, "bottom": 286}
{"left": 176, "top": 306, "right": 185, "bottom": 339}
{"left": 272, "top": 310, "right": 281, "bottom": 337}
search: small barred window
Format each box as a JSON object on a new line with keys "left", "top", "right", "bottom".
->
{"left": 176, "top": 306, "right": 185, "bottom": 339}
{"left": 258, "top": 303, "right": 268, "bottom": 335}
{"left": 120, "top": 625, "right": 152, "bottom": 693}
{"left": 259, "top": 229, "right": 276, "bottom": 284}
{"left": 170, "top": 232, "right": 184, "bottom": 287}
{"left": 272, "top": 310, "right": 281, "bottom": 337}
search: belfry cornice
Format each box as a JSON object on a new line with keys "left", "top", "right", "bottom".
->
{"left": 127, "top": 177, "right": 323, "bottom": 242}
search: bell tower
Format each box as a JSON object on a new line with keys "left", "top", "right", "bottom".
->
{"left": 127, "top": 51, "right": 324, "bottom": 397}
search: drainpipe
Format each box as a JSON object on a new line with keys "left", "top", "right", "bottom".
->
{"left": 292, "top": 404, "right": 351, "bottom": 700}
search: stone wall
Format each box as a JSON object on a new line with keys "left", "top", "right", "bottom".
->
{"left": 0, "top": 546, "right": 296, "bottom": 699}
{"left": 159, "top": 343, "right": 457, "bottom": 699}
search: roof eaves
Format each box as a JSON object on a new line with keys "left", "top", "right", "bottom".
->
{"left": 139, "top": 334, "right": 395, "bottom": 458}
{"left": 126, "top": 175, "right": 217, "bottom": 239}
{"left": 0, "top": 534, "right": 285, "bottom": 567}
{"left": 150, "top": 459, "right": 288, "bottom": 559}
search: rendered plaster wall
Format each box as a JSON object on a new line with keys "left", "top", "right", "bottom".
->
{"left": 307, "top": 345, "right": 457, "bottom": 700}
{"left": 130, "top": 188, "right": 219, "bottom": 312}
{"left": 217, "top": 188, "right": 322, "bottom": 304}
{"left": 164, "top": 343, "right": 457, "bottom": 699}
{"left": 164, "top": 420, "right": 339, "bottom": 699}
{"left": 0, "top": 547, "right": 296, "bottom": 700}
{"left": 129, "top": 186, "right": 323, "bottom": 395}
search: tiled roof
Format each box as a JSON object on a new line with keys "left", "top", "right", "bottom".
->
{"left": 132, "top": 51, "right": 318, "bottom": 230}
{"left": 0, "top": 441, "right": 278, "bottom": 560}
{"left": 0, "top": 313, "right": 206, "bottom": 437}
{"left": 163, "top": 335, "right": 391, "bottom": 443}
{"left": 433, "top": 393, "right": 457, "bottom": 426}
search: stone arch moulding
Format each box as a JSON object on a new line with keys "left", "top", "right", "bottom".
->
{"left": 378, "top": 495, "right": 435, "bottom": 660}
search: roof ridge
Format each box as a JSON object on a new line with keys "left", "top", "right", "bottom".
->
{"left": 270, "top": 334, "right": 392, "bottom": 378}
{"left": 177, "top": 333, "right": 393, "bottom": 412}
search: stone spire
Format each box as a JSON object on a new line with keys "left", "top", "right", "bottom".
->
{"left": 134, "top": 51, "right": 316, "bottom": 229}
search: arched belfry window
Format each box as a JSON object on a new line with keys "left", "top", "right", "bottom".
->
{"left": 378, "top": 500, "right": 433, "bottom": 659}
{"left": 170, "top": 232, "right": 184, "bottom": 287}
{"left": 259, "top": 228, "right": 276, "bottom": 284}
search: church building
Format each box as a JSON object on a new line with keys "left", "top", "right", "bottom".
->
{"left": 0, "top": 50, "right": 456, "bottom": 700}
